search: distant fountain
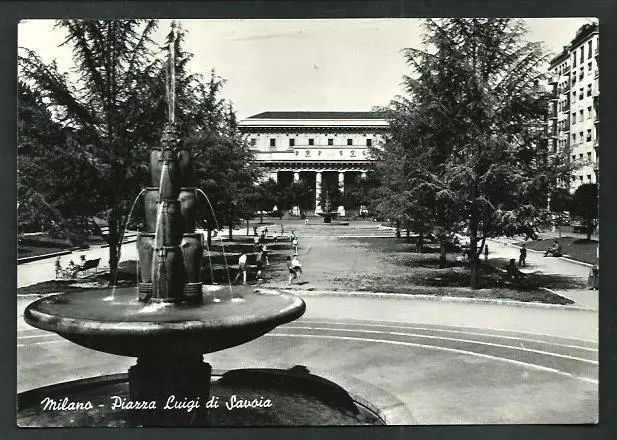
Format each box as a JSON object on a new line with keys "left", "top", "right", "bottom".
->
{"left": 316, "top": 191, "right": 339, "bottom": 224}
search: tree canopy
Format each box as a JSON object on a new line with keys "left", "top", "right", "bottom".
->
{"left": 18, "top": 19, "right": 257, "bottom": 282}
{"left": 380, "top": 18, "right": 561, "bottom": 288}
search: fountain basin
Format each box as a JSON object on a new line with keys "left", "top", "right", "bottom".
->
{"left": 24, "top": 286, "right": 305, "bottom": 357}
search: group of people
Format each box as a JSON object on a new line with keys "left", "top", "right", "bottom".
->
{"left": 55, "top": 255, "right": 86, "bottom": 279}
{"left": 234, "top": 225, "right": 304, "bottom": 285}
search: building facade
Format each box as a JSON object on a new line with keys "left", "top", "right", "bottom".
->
{"left": 548, "top": 22, "right": 599, "bottom": 191}
{"left": 238, "top": 111, "right": 388, "bottom": 213}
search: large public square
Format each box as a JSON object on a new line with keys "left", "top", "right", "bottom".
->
{"left": 17, "top": 218, "right": 598, "bottom": 424}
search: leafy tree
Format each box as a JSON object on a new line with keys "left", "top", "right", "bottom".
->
{"left": 251, "top": 178, "right": 279, "bottom": 223}
{"left": 19, "top": 20, "right": 161, "bottom": 283}
{"left": 391, "top": 19, "right": 557, "bottom": 287}
{"left": 570, "top": 183, "right": 598, "bottom": 240}
{"left": 342, "top": 172, "right": 380, "bottom": 214}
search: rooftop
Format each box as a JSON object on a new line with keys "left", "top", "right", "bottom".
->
{"left": 246, "top": 111, "right": 388, "bottom": 120}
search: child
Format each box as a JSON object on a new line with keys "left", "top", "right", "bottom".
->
{"left": 262, "top": 243, "right": 270, "bottom": 266}
{"left": 518, "top": 244, "right": 527, "bottom": 267}
{"left": 286, "top": 256, "right": 298, "bottom": 285}
{"left": 233, "top": 252, "right": 248, "bottom": 285}
{"left": 292, "top": 236, "right": 299, "bottom": 253}
{"left": 291, "top": 254, "right": 303, "bottom": 283}
{"left": 54, "top": 256, "right": 62, "bottom": 278}
{"left": 255, "top": 251, "right": 264, "bottom": 281}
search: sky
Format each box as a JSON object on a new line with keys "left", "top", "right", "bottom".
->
{"left": 18, "top": 18, "right": 595, "bottom": 119}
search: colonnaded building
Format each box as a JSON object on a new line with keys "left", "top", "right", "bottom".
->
{"left": 238, "top": 111, "right": 388, "bottom": 214}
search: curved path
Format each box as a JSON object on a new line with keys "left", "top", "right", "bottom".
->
{"left": 17, "top": 294, "right": 597, "bottom": 424}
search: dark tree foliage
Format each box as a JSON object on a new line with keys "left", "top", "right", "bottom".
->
{"left": 383, "top": 19, "right": 562, "bottom": 288}
{"left": 570, "top": 183, "right": 598, "bottom": 240}
{"left": 18, "top": 19, "right": 257, "bottom": 281}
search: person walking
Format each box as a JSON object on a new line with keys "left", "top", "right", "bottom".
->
{"left": 233, "top": 252, "right": 248, "bottom": 285}
{"left": 286, "top": 256, "right": 298, "bottom": 285}
{"left": 54, "top": 256, "right": 62, "bottom": 278}
{"left": 518, "top": 244, "right": 527, "bottom": 267}
{"left": 291, "top": 254, "right": 303, "bottom": 283}
{"left": 255, "top": 251, "right": 264, "bottom": 281}
{"left": 262, "top": 243, "right": 270, "bottom": 266}
{"left": 292, "top": 236, "right": 298, "bottom": 254}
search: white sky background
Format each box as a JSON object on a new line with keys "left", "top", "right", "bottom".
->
{"left": 19, "top": 18, "right": 595, "bottom": 119}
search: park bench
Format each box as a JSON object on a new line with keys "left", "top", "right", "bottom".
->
{"left": 76, "top": 258, "right": 101, "bottom": 277}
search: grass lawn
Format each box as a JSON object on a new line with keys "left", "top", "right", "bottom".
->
{"left": 515, "top": 237, "right": 598, "bottom": 265}
{"left": 19, "top": 236, "right": 580, "bottom": 306}
{"left": 264, "top": 237, "right": 578, "bottom": 305}
{"left": 18, "top": 233, "right": 106, "bottom": 259}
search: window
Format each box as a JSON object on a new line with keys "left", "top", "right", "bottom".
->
{"left": 580, "top": 46, "right": 584, "bottom": 64}
{"left": 308, "top": 138, "right": 314, "bottom": 146}
{"left": 366, "top": 138, "right": 372, "bottom": 147}
{"left": 572, "top": 91, "right": 576, "bottom": 102}
{"left": 579, "top": 68, "right": 584, "bottom": 80}
{"left": 572, "top": 112, "right": 576, "bottom": 124}
{"left": 572, "top": 75, "right": 576, "bottom": 86}
{"left": 579, "top": 110, "right": 584, "bottom": 121}
{"left": 347, "top": 139, "right": 353, "bottom": 146}
{"left": 250, "top": 138, "right": 257, "bottom": 146}
{"left": 588, "top": 106, "right": 592, "bottom": 119}
{"left": 289, "top": 138, "right": 295, "bottom": 147}
{"left": 587, "top": 152, "right": 592, "bottom": 160}
{"left": 579, "top": 175, "right": 584, "bottom": 181}
{"left": 572, "top": 154, "right": 576, "bottom": 161}
{"left": 573, "top": 53, "right": 577, "bottom": 68}
{"left": 587, "top": 84, "right": 592, "bottom": 97}
{"left": 571, "top": 176, "right": 576, "bottom": 182}
{"left": 588, "top": 40, "right": 593, "bottom": 58}
{"left": 587, "top": 175, "right": 592, "bottom": 181}
{"left": 579, "top": 88, "right": 583, "bottom": 100}
{"left": 587, "top": 129, "right": 592, "bottom": 142}
{"left": 270, "top": 138, "right": 276, "bottom": 147}
{"left": 572, "top": 133, "right": 576, "bottom": 144}
{"left": 579, "top": 131, "right": 583, "bottom": 143}
{"left": 327, "top": 138, "right": 334, "bottom": 146}
{"left": 588, "top": 61, "right": 592, "bottom": 72}
{"left": 579, "top": 153, "right": 583, "bottom": 160}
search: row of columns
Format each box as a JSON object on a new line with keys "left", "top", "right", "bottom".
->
{"left": 269, "top": 170, "right": 368, "bottom": 212}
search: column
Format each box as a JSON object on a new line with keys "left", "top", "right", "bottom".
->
{"left": 270, "top": 171, "right": 278, "bottom": 183}
{"left": 338, "top": 171, "right": 345, "bottom": 194}
{"left": 315, "top": 171, "right": 322, "bottom": 213}
{"left": 293, "top": 171, "right": 300, "bottom": 182}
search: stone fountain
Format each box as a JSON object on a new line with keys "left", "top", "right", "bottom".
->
{"left": 18, "top": 35, "right": 387, "bottom": 427}
{"left": 316, "top": 191, "right": 339, "bottom": 223}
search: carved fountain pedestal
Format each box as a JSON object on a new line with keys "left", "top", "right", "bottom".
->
{"left": 23, "top": 123, "right": 306, "bottom": 426}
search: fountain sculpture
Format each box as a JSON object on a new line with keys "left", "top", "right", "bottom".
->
{"left": 18, "top": 31, "right": 386, "bottom": 427}
{"left": 316, "top": 191, "right": 339, "bottom": 223}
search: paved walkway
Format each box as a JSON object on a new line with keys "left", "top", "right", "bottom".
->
{"left": 487, "top": 239, "right": 598, "bottom": 311}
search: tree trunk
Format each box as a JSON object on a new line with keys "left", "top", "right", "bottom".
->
{"left": 417, "top": 232, "right": 424, "bottom": 253}
{"left": 260, "top": 211, "right": 264, "bottom": 224}
{"left": 406, "top": 227, "right": 410, "bottom": 242}
{"left": 469, "top": 198, "right": 480, "bottom": 290}
{"left": 207, "top": 228, "right": 212, "bottom": 249}
{"left": 396, "top": 220, "right": 401, "bottom": 239}
{"left": 107, "top": 208, "right": 120, "bottom": 286}
{"left": 439, "top": 240, "right": 447, "bottom": 268}
{"left": 228, "top": 222, "right": 233, "bottom": 241}
{"left": 246, "top": 219, "right": 249, "bottom": 236}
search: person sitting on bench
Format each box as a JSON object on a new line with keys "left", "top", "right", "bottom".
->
{"left": 506, "top": 258, "right": 525, "bottom": 280}
{"left": 543, "top": 240, "right": 562, "bottom": 257}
